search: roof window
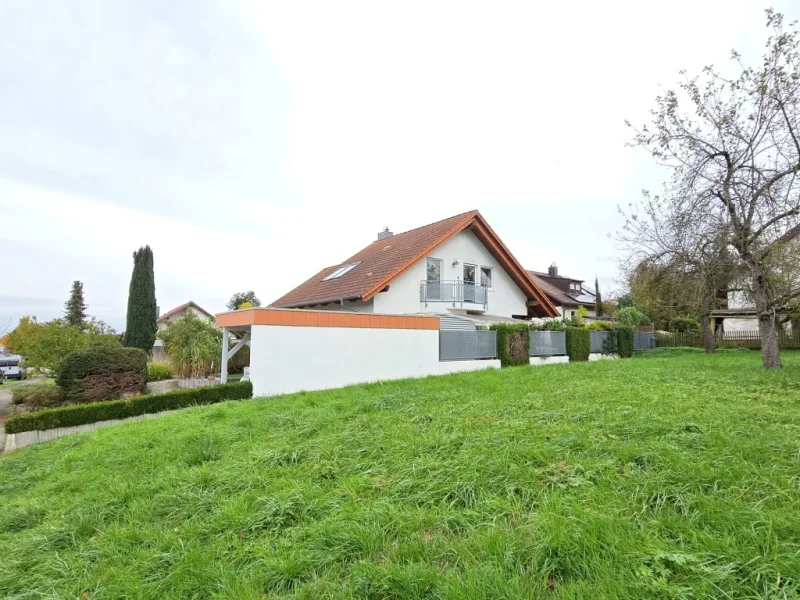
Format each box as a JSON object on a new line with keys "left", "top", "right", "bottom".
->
{"left": 323, "top": 262, "right": 360, "bottom": 281}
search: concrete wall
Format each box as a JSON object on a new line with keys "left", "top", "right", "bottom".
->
{"left": 249, "top": 323, "right": 499, "bottom": 397}
{"left": 372, "top": 229, "right": 529, "bottom": 318}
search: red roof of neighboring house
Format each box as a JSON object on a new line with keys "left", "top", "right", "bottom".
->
{"left": 157, "top": 301, "right": 213, "bottom": 323}
{"left": 270, "top": 211, "right": 558, "bottom": 317}
{"left": 527, "top": 272, "right": 595, "bottom": 309}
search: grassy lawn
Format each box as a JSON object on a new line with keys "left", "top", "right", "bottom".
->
{"left": 1, "top": 350, "right": 799, "bottom": 598}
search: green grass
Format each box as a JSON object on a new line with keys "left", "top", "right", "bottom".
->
{"left": 1, "top": 351, "right": 800, "bottom": 598}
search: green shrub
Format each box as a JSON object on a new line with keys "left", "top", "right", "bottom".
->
{"left": 600, "top": 330, "right": 619, "bottom": 354}
{"left": 587, "top": 320, "right": 614, "bottom": 331}
{"left": 5, "top": 381, "right": 253, "bottom": 434}
{"left": 10, "top": 380, "right": 62, "bottom": 408}
{"left": 531, "top": 319, "right": 567, "bottom": 331}
{"left": 56, "top": 346, "right": 148, "bottom": 404}
{"left": 614, "top": 307, "right": 649, "bottom": 328}
{"left": 668, "top": 316, "right": 701, "bottom": 332}
{"left": 566, "top": 327, "right": 590, "bottom": 361}
{"left": 158, "top": 311, "right": 221, "bottom": 378}
{"left": 490, "top": 324, "right": 530, "bottom": 367}
{"left": 616, "top": 326, "right": 634, "bottom": 358}
{"left": 147, "top": 361, "right": 174, "bottom": 382}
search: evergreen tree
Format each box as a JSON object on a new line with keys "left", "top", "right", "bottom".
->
{"left": 124, "top": 246, "right": 158, "bottom": 351}
{"left": 594, "top": 277, "right": 603, "bottom": 317}
{"left": 64, "top": 280, "right": 87, "bottom": 327}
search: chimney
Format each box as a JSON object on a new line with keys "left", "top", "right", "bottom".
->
{"left": 548, "top": 262, "right": 558, "bottom": 277}
{"left": 377, "top": 226, "right": 393, "bottom": 241}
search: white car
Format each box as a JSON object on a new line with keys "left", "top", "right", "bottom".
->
{"left": 0, "top": 355, "right": 26, "bottom": 380}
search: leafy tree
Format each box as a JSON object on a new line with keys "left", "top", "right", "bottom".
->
{"left": 227, "top": 291, "right": 261, "bottom": 311}
{"left": 124, "top": 246, "right": 158, "bottom": 351}
{"left": 64, "top": 280, "right": 87, "bottom": 328}
{"left": 158, "top": 311, "right": 221, "bottom": 378}
{"left": 594, "top": 278, "right": 603, "bottom": 317}
{"left": 5, "top": 316, "right": 119, "bottom": 371}
{"left": 614, "top": 307, "right": 649, "bottom": 328}
{"left": 617, "top": 293, "right": 633, "bottom": 309}
{"left": 625, "top": 10, "right": 800, "bottom": 368}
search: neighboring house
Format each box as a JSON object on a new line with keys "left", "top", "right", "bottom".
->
{"left": 153, "top": 301, "right": 214, "bottom": 361}
{"left": 710, "top": 290, "right": 759, "bottom": 333}
{"left": 156, "top": 301, "right": 214, "bottom": 331}
{"left": 527, "top": 264, "right": 596, "bottom": 320}
{"left": 270, "top": 210, "right": 558, "bottom": 321}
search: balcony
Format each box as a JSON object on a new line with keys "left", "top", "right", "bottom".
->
{"left": 420, "top": 280, "right": 488, "bottom": 308}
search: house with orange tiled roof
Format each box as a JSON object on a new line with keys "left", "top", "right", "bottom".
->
{"left": 270, "top": 211, "right": 558, "bottom": 321}
{"left": 527, "top": 264, "right": 597, "bottom": 321}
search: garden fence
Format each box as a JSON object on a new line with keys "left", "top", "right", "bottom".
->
{"left": 439, "top": 330, "right": 497, "bottom": 361}
{"left": 655, "top": 330, "right": 800, "bottom": 350}
{"left": 529, "top": 331, "right": 566, "bottom": 356}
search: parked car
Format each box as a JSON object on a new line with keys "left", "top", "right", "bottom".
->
{"left": 0, "top": 355, "right": 26, "bottom": 380}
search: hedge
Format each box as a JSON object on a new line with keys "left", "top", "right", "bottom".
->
{"left": 566, "top": 327, "right": 590, "bottom": 362}
{"left": 5, "top": 381, "right": 253, "bottom": 434}
{"left": 490, "top": 324, "right": 530, "bottom": 367}
{"left": 616, "top": 326, "right": 634, "bottom": 358}
{"left": 57, "top": 346, "right": 148, "bottom": 403}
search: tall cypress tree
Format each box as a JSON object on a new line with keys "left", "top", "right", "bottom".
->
{"left": 64, "top": 280, "right": 87, "bottom": 327}
{"left": 124, "top": 246, "right": 158, "bottom": 351}
{"left": 595, "top": 277, "right": 603, "bottom": 317}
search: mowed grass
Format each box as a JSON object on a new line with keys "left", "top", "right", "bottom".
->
{"left": 1, "top": 351, "right": 800, "bottom": 599}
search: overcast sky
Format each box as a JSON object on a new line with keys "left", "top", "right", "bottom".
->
{"left": 2, "top": 1, "right": 798, "bottom": 332}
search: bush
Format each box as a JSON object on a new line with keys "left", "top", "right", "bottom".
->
{"left": 147, "top": 361, "right": 174, "bottom": 382}
{"left": 490, "top": 324, "right": 530, "bottom": 367}
{"left": 5, "top": 381, "right": 253, "bottom": 434}
{"left": 10, "top": 380, "right": 62, "bottom": 408}
{"left": 56, "top": 346, "right": 148, "bottom": 404}
{"left": 158, "top": 311, "right": 221, "bottom": 378}
{"left": 5, "top": 316, "right": 120, "bottom": 371}
{"left": 587, "top": 320, "right": 615, "bottom": 331}
{"left": 566, "top": 327, "right": 590, "bottom": 361}
{"left": 668, "top": 316, "right": 701, "bottom": 332}
{"left": 614, "top": 307, "right": 649, "bottom": 328}
{"left": 531, "top": 319, "right": 567, "bottom": 331}
{"left": 616, "top": 326, "right": 634, "bottom": 358}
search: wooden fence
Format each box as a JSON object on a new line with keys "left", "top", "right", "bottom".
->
{"left": 655, "top": 330, "right": 800, "bottom": 349}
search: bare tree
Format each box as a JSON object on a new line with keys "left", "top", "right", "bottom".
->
{"left": 623, "top": 10, "right": 800, "bottom": 368}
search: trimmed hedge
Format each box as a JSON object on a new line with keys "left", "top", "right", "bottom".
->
{"left": 616, "top": 326, "right": 634, "bottom": 358}
{"left": 490, "top": 324, "right": 530, "bottom": 367}
{"left": 566, "top": 327, "right": 590, "bottom": 362}
{"left": 57, "top": 346, "right": 148, "bottom": 403}
{"left": 5, "top": 381, "right": 253, "bottom": 434}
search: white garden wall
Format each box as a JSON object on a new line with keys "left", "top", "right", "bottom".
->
{"left": 248, "top": 324, "right": 499, "bottom": 396}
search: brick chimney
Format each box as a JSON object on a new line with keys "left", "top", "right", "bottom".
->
{"left": 548, "top": 262, "right": 558, "bottom": 277}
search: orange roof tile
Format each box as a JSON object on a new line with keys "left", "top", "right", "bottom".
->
{"left": 270, "top": 211, "right": 558, "bottom": 318}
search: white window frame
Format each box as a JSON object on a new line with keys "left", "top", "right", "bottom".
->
{"left": 323, "top": 262, "right": 360, "bottom": 281}
{"left": 463, "top": 263, "right": 477, "bottom": 285}
{"left": 480, "top": 266, "right": 493, "bottom": 290}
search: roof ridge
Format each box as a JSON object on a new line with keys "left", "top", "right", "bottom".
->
{"left": 364, "top": 210, "right": 478, "bottom": 245}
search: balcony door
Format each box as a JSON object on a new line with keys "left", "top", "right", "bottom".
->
{"left": 463, "top": 264, "right": 476, "bottom": 302}
{"left": 427, "top": 257, "right": 443, "bottom": 300}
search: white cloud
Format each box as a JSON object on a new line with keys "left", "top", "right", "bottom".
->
{"left": 1, "top": 0, "right": 798, "bottom": 330}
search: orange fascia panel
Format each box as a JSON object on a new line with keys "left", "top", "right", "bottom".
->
{"left": 216, "top": 309, "right": 439, "bottom": 330}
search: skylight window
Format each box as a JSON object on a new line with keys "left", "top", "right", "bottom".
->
{"left": 323, "top": 262, "right": 360, "bottom": 281}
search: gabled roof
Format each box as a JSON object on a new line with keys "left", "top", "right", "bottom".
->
{"left": 157, "top": 301, "right": 213, "bottom": 323}
{"left": 528, "top": 272, "right": 596, "bottom": 309}
{"left": 270, "top": 211, "right": 558, "bottom": 317}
